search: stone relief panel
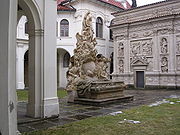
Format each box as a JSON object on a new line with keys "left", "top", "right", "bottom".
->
{"left": 161, "top": 57, "right": 168, "bottom": 73}
{"left": 118, "top": 58, "right": 124, "bottom": 73}
{"left": 160, "top": 37, "right": 168, "bottom": 54}
{"left": 176, "top": 56, "right": 180, "bottom": 71}
{"left": 130, "top": 39, "right": 153, "bottom": 57}
{"left": 118, "top": 42, "right": 124, "bottom": 57}
{"left": 129, "top": 31, "right": 154, "bottom": 40}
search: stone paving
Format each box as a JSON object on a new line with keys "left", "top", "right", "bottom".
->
{"left": 17, "top": 89, "right": 180, "bottom": 133}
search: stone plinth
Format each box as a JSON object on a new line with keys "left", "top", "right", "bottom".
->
{"left": 74, "top": 80, "right": 133, "bottom": 106}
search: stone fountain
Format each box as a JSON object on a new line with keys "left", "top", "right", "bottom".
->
{"left": 66, "top": 12, "right": 133, "bottom": 105}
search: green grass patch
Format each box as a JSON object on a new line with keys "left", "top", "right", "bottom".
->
{"left": 17, "top": 90, "right": 28, "bottom": 101}
{"left": 17, "top": 89, "right": 67, "bottom": 101}
{"left": 23, "top": 98, "right": 180, "bottom": 135}
{"left": 57, "top": 89, "right": 67, "bottom": 98}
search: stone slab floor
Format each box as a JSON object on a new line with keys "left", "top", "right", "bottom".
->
{"left": 17, "top": 89, "right": 180, "bottom": 133}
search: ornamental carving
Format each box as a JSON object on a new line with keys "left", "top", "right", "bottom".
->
{"left": 161, "top": 57, "right": 168, "bottom": 73}
{"left": 130, "top": 33, "right": 138, "bottom": 38}
{"left": 176, "top": 36, "right": 180, "bottom": 54}
{"left": 131, "top": 55, "right": 148, "bottom": 66}
{"left": 118, "top": 58, "right": 124, "bottom": 73}
{"left": 118, "top": 42, "right": 124, "bottom": 57}
{"left": 143, "top": 31, "right": 154, "bottom": 37}
{"left": 66, "top": 12, "right": 110, "bottom": 91}
{"left": 177, "top": 56, "right": 180, "bottom": 71}
{"left": 160, "top": 37, "right": 168, "bottom": 54}
{"left": 130, "top": 39, "right": 153, "bottom": 57}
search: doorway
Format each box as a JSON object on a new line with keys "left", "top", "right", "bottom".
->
{"left": 136, "top": 71, "right": 145, "bottom": 88}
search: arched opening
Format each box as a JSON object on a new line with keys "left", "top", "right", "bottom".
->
{"left": 18, "top": 0, "right": 42, "bottom": 118}
{"left": 57, "top": 48, "right": 70, "bottom": 88}
{"left": 16, "top": 15, "right": 29, "bottom": 90}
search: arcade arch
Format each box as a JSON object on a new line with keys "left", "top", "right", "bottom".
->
{"left": 57, "top": 48, "right": 71, "bottom": 88}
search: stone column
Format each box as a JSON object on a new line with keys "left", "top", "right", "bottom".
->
{"left": 27, "top": 29, "right": 42, "bottom": 118}
{"left": 169, "top": 29, "right": 175, "bottom": 73}
{"left": 113, "top": 39, "right": 119, "bottom": 75}
{"left": 42, "top": 0, "right": 59, "bottom": 117}
{"left": 0, "top": 0, "right": 17, "bottom": 135}
{"left": 16, "top": 44, "right": 25, "bottom": 89}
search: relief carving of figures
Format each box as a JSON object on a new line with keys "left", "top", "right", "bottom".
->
{"left": 161, "top": 57, "right": 168, "bottom": 73}
{"left": 142, "top": 40, "right": 153, "bottom": 56}
{"left": 160, "top": 37, "right": 168, "bottom": 54}
{"left": 131, "top": 42, "right": 141, "bottom": 56}
{"left": 118, "top": 59, "right": 124, "bottom": 73}
{"left": 118, "top": 42, "right": 124, "bottom": 56}
{"left": 66, "top": 12, "right": 110, "bottom": 91}
{"left": 130, "top": 39, "right": 153, "bottom": 57}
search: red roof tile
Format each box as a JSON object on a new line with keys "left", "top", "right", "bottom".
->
{"left": 99, "top": 0, "right": 124, "bottom": 9}
{"left": 57, "top": 0, "right": 131, "bottom": 11}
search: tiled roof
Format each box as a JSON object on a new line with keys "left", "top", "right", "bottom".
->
{"left": 112, "top": 0, "right": 168, "bottom": 15}
{"left": 57, "top": 0, "right": 131, "bottom": 11}
{"left": 98, "top": 0, "right": 130, "bottom": 9}
{"left": 57, "top": 0, "right": 76, "bottom": 11}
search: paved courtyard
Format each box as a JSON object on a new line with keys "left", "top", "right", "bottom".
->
{"left": 18, "top": 89, "right": 180, "bottom": 133}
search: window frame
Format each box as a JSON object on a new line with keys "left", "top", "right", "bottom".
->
{"left": 96, "top": 17, "right": 103, "bottom": 38}
{"left": 60, "top": 19, "right": 69, "bottom": 37}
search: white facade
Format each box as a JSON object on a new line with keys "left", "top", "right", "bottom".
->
{"left": 111, "top": 0, "right": 180, "bottom": 89}
{"left": 16, "top": 0, "right": 127, "bottom": 89}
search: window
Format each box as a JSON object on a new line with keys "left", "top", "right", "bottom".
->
{"left": 109, "top": 20, "right": 113, "bottom": 40}
{"left": 60, "top": 19, "right": 69, "bottom": 37}
{"left": 63, "top": 52, "right": 70, "bottom": 67}
{"left": 96, "top": 17, "right": 103, "bottom": 38}
{"left": 110, "top": 29, "right": 113, "bottom": 40}
{"left": 25, "top": 21, "right": 28, "bottom": 34}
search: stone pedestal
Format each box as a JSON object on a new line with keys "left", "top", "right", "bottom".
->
{"left": 74, "top": 80, "right": 133, "bottom": 106}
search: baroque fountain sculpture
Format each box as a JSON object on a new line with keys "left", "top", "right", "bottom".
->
{"left": 66, "top": 12, "right": 133, "bottom": 105}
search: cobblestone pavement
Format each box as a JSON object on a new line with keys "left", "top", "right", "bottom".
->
{"left": 18, "top": 89, "right": 180, "bottom": 133}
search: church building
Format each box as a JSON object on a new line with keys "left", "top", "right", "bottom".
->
{"left": 111, "top": 0, "right": 180, "bottom": 89}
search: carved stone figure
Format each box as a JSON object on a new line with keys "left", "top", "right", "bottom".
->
{"left": 119, "top": 59, "right": 124, "bottom": 73}
{"left": 161, "top": 57, "right": 168, "bottom": 72}
{"left": 176, "top": 41, "right": 180, "bottom": 54}
{"left": 160, "top": 37, "right": 168, "bottom": 54}
{"left": 142, "top": 41, "right": 152, "bottom": 56}
{"left": 66, "top": 12, "right": 110, "bottom": 92}
{"left": 118, "top": 42, "right": 124, "bottom": 56}
{"left": 177, "top": 56, "right": 180, "bottom": 71}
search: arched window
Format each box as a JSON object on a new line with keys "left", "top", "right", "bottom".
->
{"left": 60, "top": 19, "right": 69, "bottom": 37}
{"left": 63, "top": 52, "right": 70, "bottom": 67}
{"left": 96, "top": 17, "right": 103, "bottom": 38}
{"left": 109, "top": 20, "right": 113, "bottom": 40}
{"left": 25, "top": 21, "right": 28, "bottom": 34}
